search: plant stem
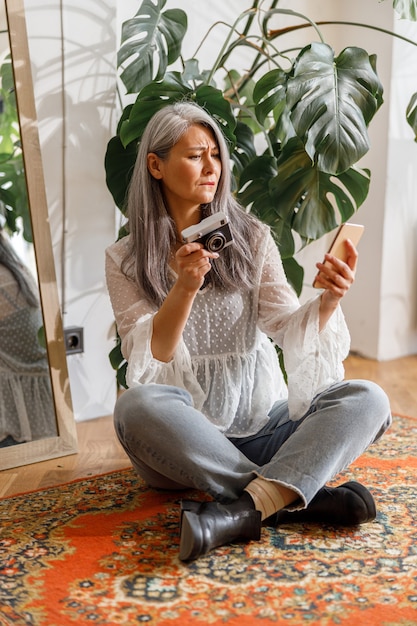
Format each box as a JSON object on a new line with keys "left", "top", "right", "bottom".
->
{"left": 202, "top": 0, "right": 281, "bottom": 84}
{"left": 205, "top": 9, "right": 258, "bottom": 85}
{"left": 241, "top": 0, "right": 261, "bottom": 37}
{"left": 215, "top": 3, "right": 325, "bottom": 97}
{"left": 268, "top": 21, "right": 417, "bottom": 49}
{"left": 263, "top": 8, "right": 325, "bottom": 43}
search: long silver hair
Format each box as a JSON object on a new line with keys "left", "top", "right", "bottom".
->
{"left": 122, "top": 101, "right": 263, "bottom": 307}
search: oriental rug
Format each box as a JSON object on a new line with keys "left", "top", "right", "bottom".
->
{"left": 0, "top": 414, "right": 416, "bottom": 626}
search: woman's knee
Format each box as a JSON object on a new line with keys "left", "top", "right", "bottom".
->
{"left": 340, "top": 379, "right": 392, "bottom": 438}
{"left": 361, "top": 379, "right": 392, "bottom": 438}
{"left": 349, "top": 379, "right": 390, "bottom": 415}
{"left": 316, "top": 378, "right": 391, "bottom": 436}
{"left": 114, "top": 384, "right": 193, "bottom": 437}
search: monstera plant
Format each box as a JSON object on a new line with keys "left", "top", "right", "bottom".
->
{"left": 105, "top": 0, "right": 417, "bottom": 386}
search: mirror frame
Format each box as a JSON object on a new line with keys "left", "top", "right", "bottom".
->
{"left": 0, "top": 0, "right": 78, "bottom": 469}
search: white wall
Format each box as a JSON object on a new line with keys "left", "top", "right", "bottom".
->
{"left": 22, "top": 0, "right": 417, "bottom": 420}
{"left": 24, "top": 0, "right": 119, "bottom": 420}
{"left": 379, "top": 18, "right": 417, "bottom": 359}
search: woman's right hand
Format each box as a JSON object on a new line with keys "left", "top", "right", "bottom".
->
{"left": 151, "top": 242, "right": 218, "bottom": 362}
{"left": 174, "top": 242, "right": 219, "bottom": 293}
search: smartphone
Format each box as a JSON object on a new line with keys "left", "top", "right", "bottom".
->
{"left": 313, "top": 223, "right": 364, "bottom": 288}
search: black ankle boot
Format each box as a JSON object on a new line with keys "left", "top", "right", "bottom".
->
{"left": 179, "top": 493, "right": 262, "bottom": 561}
{"left": 266, "top": 481, "right": 376, "bottom": 527}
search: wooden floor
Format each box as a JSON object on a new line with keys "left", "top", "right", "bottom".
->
{"left": 0, "top": 353, "right": 416, "bottom": 499}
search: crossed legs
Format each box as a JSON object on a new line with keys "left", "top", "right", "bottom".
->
{"left": 114, "top": 380, "right": 391, "bottom": 559}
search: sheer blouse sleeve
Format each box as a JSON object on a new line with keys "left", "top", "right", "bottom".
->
{"left": 105, "top": 241, "right": 164, "bottom": 385}
{"left": 257, "top": 229, "right": 351, "bottom": 419}
{"left": 105, "top": 240, "right": 205, "bottom": 401}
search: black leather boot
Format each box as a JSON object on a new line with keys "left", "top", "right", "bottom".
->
{"left": 179, "top": 493, "right": 262, "bottom": 561}
{"left": 266, "top": 481, "right": 376, "bottom": 527}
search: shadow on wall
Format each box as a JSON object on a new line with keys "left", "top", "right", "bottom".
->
{"left": 26, "top": 0, "right": 120, "bottom": 420}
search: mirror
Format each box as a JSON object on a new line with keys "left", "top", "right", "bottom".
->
{"left": 0, "top": 0, "right": 77, "bottom": 469}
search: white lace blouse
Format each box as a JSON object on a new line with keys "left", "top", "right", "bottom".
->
{"left": 105, "top": 224, "right": 350, "bottom": 437}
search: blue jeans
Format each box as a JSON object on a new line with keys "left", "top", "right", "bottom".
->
{"left": 113, "top": 380, "right": 391, "bottom": 508}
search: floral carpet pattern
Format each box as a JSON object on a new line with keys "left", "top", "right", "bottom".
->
{"left": 0, "top": 415, "right": 416, "bottom": 626}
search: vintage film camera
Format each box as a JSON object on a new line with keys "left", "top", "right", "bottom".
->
{"left": 181, "top": 212, "right": 233, "bottom": 253}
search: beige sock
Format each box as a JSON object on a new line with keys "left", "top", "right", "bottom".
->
{"left": 244, "top": 477, "right": 287, "bottom": 520}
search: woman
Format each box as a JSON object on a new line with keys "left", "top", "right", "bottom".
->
{"left": 105, "top": 102, "right": 391, "bottom": 561}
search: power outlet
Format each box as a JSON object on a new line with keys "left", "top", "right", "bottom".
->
{"left": 64, "top": 326, "right": 84, "bottom": 355}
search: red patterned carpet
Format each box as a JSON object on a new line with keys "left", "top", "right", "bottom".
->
{"left": 0, "top": 415, "right": 416, "bottom": 626}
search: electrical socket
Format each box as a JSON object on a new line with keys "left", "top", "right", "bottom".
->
{"left": 64, "top": 326, "right": 84, "bottom": 355}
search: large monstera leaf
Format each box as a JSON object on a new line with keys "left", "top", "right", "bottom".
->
{"left": 238, "top": 137, "right": 370, "bottom": 248}
{"left": 104, "top": 105, "right": 138, "bottom": 212}
{"left": 119, "top": 73, "right": 237, "bottom": 148}
{"left": 236, "top": 138, "right": 370, "bottom": 295}
{"left": 118, "top": 0, "right": 187, "bottom": 94}
{"left": 286, "top": 43, "right": 383, "bottom": 175}
{"left": 253, "top": 68, "right": 287, "bottom": 128}
{"left": 270, "top": 138, "right": 371, "bottom": 240}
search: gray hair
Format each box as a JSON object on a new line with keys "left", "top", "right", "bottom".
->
{"left": 122, "top": 101, "right": 262, "bottom": 306}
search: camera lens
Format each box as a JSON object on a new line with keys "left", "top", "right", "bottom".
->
{"left": 206, "top": 232, "right": 226, "bottom": 252}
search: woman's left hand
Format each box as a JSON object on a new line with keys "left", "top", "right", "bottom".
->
{"left": 315, "top": 239, "right": 358, "bottom": 329}
{"left": 315, "top": 238, "right": 358, "bottom": 300}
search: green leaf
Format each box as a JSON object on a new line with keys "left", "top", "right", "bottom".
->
{"left": 393, "top": 0, "right": 417, "bottom": 20}
{"left": 0, "top": 54, "right": 31, "bottom": 240}
{"left": 271, "top": 220, "right": 297, "bottom": 260}
{"left": 104, "top": 135, "right": 138, "bottom": 212}
{"left": 109, "top": 340, "right": 128, "bottom": 389}
{"left": 277, "top": 346, "right": 287, "bottom": 383}
{"left": 182, "top": 58, "right": 204, "bottom": 84}
{"left": 0, "top": 159, "right": 31, "bottom": 240}
{"left": 253, "top": 69, "right": 287, "bottom": 126}
{"left": 269, "top": 137, "right": 371, "bottom": 240}
{"left": 282, "top": 256, "right": 304, "bottom": 296}
{"left": 194, "top": 85, "right": 237, "bottom": 146}
{"left": 287, "top": 43, "right": 384, "bottom": 174}
{"left": 119, "top": 75, "right": 237, "bottom": 149}
{"left": 237, "top": 154, "right": 278, "bottom": 215}
{"left": 118, "top": 0, "right": 187, "bottom": 94}
{"left": 104, "top": 105, "right": 138, "bottom": 211}
{"left": 335, "top": 167, "right": 371, "bottom": 219}
{"left": 237, "top": 153, "right": 299, "bottom": 259}
{"left": 109, "top": 342, "right": 125, "bottom": 369}
{"left": 119, "top": 72, "right": 193, "bottom": 147}
{"left": 231, "top": 121, "right": 257, "bottom": 182}
{"left": 116, "top": 363, "right": 128, "bottom": 389}
{"left": 238, "top": 138, "right": 370, "bottom": 260}
{"left": 406, "top": 92, "right": 417, "bottom": 140}
{"left": 37, "top": 326, "right": 46, "bottom": 349}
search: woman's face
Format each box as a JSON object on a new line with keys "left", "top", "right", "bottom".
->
{"left": 147, "top": 124, "right": 222, "bottom": 219}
